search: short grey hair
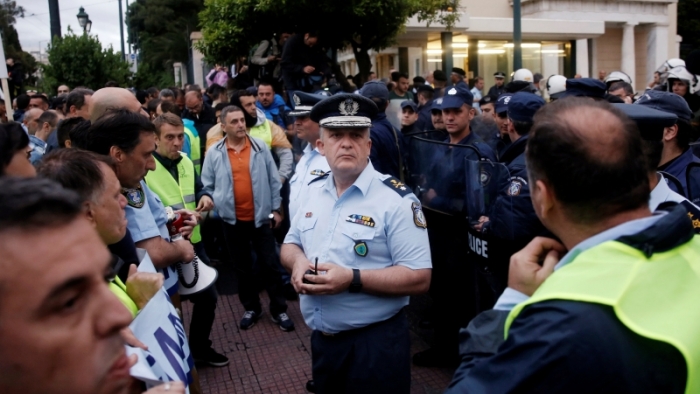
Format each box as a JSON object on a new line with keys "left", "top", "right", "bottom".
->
{"left": 220, "top": 105, "right": 243, "bottom": 124}
{"left": 159, "top": 89, "right": 175, "bottom": 99}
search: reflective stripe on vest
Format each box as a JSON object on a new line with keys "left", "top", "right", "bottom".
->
{"left": 249, "top": 119, "right": 272, "bottom": 148}
{"left": 145, "top": 153, "right": 201, "bottom": 244}
{"left": 505, "top": 239, "right": 700, "bottom": 394}
{"left": 110, "top": 276, "right": 138, "bottom": 317}
{"left": 183, "top": 125, "right": 201, "bottom": 174}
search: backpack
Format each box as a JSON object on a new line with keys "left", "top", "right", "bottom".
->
{"left": 248, "top": 39, "right": 274, "bottom": 80}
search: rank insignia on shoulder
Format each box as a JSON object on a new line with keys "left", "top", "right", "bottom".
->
{"left": 383, "top": 177, "right": 412, "bottom": 197}
{"left": 122, "top": 185, "right": 145, "bottom": 208}
{"left": 680, "top": 201, "right": 700, "bottom": 232}
{"left": 412, "top": 202, "right": 427, "bottom": 229}
{"left": 346, "top": 214, "right": 375, "bottom": 227}
{"left": 308, "top": 171, "right": 330, "bottom": 186}
{"left": 354, "top": 241, "right": 368, "bottom": 257}
{"left": 310, "top": 169, "right": 326, "bottom": 176}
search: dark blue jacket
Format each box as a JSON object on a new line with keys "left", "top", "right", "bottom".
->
{"left": 369, "top": 112, "right": 401, "bottom": 179}
{"left": 659, "top": 148, "right": 700, "bottom": 196}
{"left": 415, "top": 100, "right": 433, "bottom": 132}
{"left": 482, "top": 135, "right": 545, "bottom": 242}
{"left": 426, "top": 132, "right": 496, "bottom": 212}
{"left": 447, "top": 205, "right": 691, "bottom": 393}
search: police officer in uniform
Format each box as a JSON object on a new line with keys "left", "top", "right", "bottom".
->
{"left": 474, "top": 92, "right": 547, "bottom": 304}
{"left": 281, "top": 93, "right": 432, "bottom": 394}
{"left": 287, "top": 91, "right": 331, "bottom": 220}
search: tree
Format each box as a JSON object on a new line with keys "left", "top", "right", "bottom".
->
{"left": 197, "top": 0, "right": 459, "bottom": 83}
{"left": 41, "top": 29, "right": 132, "bottom": 92}
{"left": 0, "top": 0, "right": 39, "bottom": 87}
{"left": 126, "top": 0, "right": 203, "bottom": 87}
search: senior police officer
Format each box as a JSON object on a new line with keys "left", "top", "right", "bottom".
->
{"left": 281, "top": 93, "right": 432, "bottom": 394}
{"left": 288, "top": 92, "right": 330, "bottom": 220}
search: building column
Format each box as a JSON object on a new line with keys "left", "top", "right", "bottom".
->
{"left": 647, "top": 23, "right": 668, "bottom": 85}
{"left": 190, "top": 32, "right": 205, "bottom": 87}
{"left": 621, "top": 22, "right": 637, "bottom": 82}
{"left": 441, "top": 32, "right": 453, "bottom": 74}
{"left": 575, "top": 39, "right": 589, "bottom": 78}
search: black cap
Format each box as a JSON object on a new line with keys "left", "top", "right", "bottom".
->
{"left": 416, "top": 85, "right": 435, "bottom": 93}
{"left": 479, "top": 94, "right": 497, "bottom": 106}
{"left": 401, "top": 101, "right": 418, "bottom": 112}
{"left": 452, "top": 68, "right": 466, "bottom": 77}
{"left": 561, "top": 78, "right": 607, "bottom": 98}
{"left": 413, "top": 76, "right": 426, "bottom": 84}
{"left": 433, "top": 70, "right": 448, "bottom": 82}
{"left": 494, "top": 71, "right": 506, "bottom": 79}
{"left": 289, "top": 91, "right": 328, "bottom": 117}
{"left": 310, "top": 93, "right": 378, "bottom": 129}
{"left": 613, "top": 103, "right": 677, "bottom": 141}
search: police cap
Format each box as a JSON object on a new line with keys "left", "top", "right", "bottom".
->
{"left": 507, "top": 92, "right": 546, "bottom": 122}
{"left": 634, "top": 90, "right": 693, "bottom": 122}
{"left": 310, "top": 93, "right": 378, "bottom": 129}
{"left": 613, "top": 103, "right": 677, "bottom": 141}
{"left": 289, "top": 91, "right": 328, "bottom": 117}
{"left": 431, "top": 97, "right": 444, "bottom": 112}
{"left": 495, "top": 93, "right": 514, "bottom": 114}
{"left": 359, "top": 80, "right": 390, "bottom": 101}
{"left": 494, "top": 71, "right": 506, "bottom": 79}
{"left": 479, "top": 94, "right": 497, "bottom": 107}
{"left": 416, "top": 85, "right": 435, "bottom": 94}
{"left": 452, "top": 67, "right": 467, "bottom": 77}
{"left": 400, "top": 101, "right": 418, "bottom": 112}
{"left": 561, "top": 78, "right": 607, "bottom": 98}
{"left": 433, "top": 70, "right": 448, "bottom": 82}
{"left": 441, "top": 85, "right": 474, "bottom": 109}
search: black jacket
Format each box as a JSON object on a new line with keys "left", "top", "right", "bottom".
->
{"left": 280, "top": 34, "right": 331, "bottom": 92}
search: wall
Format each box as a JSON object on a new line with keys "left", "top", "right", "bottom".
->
{"left": 634, "top": 24, "right": 649, "bottom": 90}
{"left": 595, "top": 27, "right": 622, "bottom": 76}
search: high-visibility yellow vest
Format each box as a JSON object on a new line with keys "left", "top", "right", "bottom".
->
{"left": 110, "top": 276, "right": 138, "bottom": 317}
{"left": 505, "top": 238, "right": 700, "bottom": 394}
{"left": 249, "top": 119, "right": 272, "bottom": 148}
{"left": 145, "top": 153, "right": 201, "bottom": 244}
{"left": 183, "top": 125, "right": 201, "bottom": 174}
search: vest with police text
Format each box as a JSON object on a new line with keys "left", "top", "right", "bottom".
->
{"left": 505, "top": 238, "right": 700, "bottom": 394}
{"left": 145, "top": 153, "right": 201, "bottom": 244}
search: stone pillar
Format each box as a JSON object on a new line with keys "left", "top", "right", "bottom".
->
{"left": 441, "top": 32, "right": 453, "bottom": 74}
{"left": 575, "top": 38, "right": 589, "bottom": 78}
{"left": 621, "top": 22, "right": 637, "bottom": 82}
{"left": 647, "top": 24, "right": 669, "bottom": 87}
{"left": 190, "top": 32, "right": 205, "bottom": 88}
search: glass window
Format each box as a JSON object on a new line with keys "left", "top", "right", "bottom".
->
{"left": 478, "top": 40, "right": 567, "bottom": 88}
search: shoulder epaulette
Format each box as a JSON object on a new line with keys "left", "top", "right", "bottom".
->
{"left": 307, "top": 172, "right": 330, "bottom": 186}
{"left": 382, "top": 177, "right": 413, "bottom": 197}
{"left": 680, "top": 200, "right": 700, "bottom": 233}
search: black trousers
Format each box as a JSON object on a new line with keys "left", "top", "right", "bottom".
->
{"left": 181, "top": 284, "right": 218, "bottom": 353}
{"left": 311, "top": 310, "right": 410, "bottom": 394}
{"left": 222, "top": 220, "right": 287, "bottom": 315}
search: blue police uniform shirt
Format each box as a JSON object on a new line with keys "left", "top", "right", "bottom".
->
{"left": 124, "top": 180, "right": 179, "bottom": 295}
{"left": 416, "top": 100, "right": 434, "bottom": 132}
{"left": 658, "top": 148, "right": 700, "bottom": 196}
{"left": 284, "top": 162, "right": 432, "bottom": 333}
{"left": 369, "top": 113, "right": 401, "bottom": 179}
{"left": 288, "top": 144, "right": 331, "bottom": 220}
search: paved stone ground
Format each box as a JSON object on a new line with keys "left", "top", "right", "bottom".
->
{"left": 181, "top": 259, "right": 455, "bottom": 394}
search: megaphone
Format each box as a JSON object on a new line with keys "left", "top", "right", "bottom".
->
{"left": 176, "top": 255, "right": 218, "bottom": 296}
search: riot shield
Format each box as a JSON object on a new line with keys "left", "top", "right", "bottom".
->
{"left": 408, "top": 132, "right": 482, "bottom": 216}
{"left": 465, "top": 159, "right": 515, "bottom": 306}
{"left": 686, "top": 163, "right": 700, "bottom": 204}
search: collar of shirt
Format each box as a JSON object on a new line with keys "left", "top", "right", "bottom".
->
{"left": 649, "top": 172, "right": 687, "bottom": 210}
{"left": 494, "top": 213, "right": 665, "bottom": 311}
{"left": 153, "top": 151, "right": 182, "bottom": 169}
{"left": 226, "top": 136, "right": 250, "bottom": 152}
{"left": 302, "top": 143, "right": 321, "bottom": 156}
{"left": 323, "top": 161, "right": 375, "bottom": 199}
{"left": 28, "top": 134, "right": 47, "bottom": 148}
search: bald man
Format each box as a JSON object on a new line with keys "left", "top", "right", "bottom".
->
{"left": 22, "top": 108, "right": 44, "bottom": 135}
{"left": 90, "top": 87, "right": 144, "bottom": 122}
{"left": 182, "top": 90, "right": 217, "bottom": 128}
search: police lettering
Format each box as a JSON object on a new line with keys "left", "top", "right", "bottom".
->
{"left": 468, "top": 233, "right": 489, "bottom": 258}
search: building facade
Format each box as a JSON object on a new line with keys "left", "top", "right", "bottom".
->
{"left": 337, "top": 0, "right": 679, "bottom": 92}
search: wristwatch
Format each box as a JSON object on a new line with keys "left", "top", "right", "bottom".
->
{"left": 349, "top": 269, "right": 362, "bottom": 293}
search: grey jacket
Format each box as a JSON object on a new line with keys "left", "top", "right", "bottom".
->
{"left": 202, "top": 135, "right": 282, "bottom": 228}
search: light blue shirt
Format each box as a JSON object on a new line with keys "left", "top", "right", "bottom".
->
{"left": 471, "top": 87, "right": 483, "bottom": 114}
{"left": 284, "top": 162, "right": 432, "bottom": 333}
{"left": 28, "top": 134, "right": 46, "bottom": 165}
{"left": 288, "top": 144, "right": 330, "bottom": 220}
{"left": 124, "top": 181, "right": 179, "bottom": 295}
{"left": 494, "top": 213, "right": 665, "bottom": 311}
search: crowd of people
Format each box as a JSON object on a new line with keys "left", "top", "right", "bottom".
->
{"left": 2, "top": 32, "right": 700, "bottom": 393}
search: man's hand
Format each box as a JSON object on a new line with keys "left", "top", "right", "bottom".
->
{"left": 297, "top": 262, "right": 353, "bottom": 295}
{"left": 303, "top": 66, "right": 315, "bottom": 74}
{"left": 267, "top": 55, "right": 277, "bottom": 62}
{"left": 196, "top": 195, "right": 214, "bottom": 212}
{"left": 290, "top": 257, "right": 314, "bottom": 293}
{"left": 174, "top": 209, "right": 197, "bottom": 238}
{"left": 143, "top": 382, "right": 185, "bottom": 394}
{"left": 508, "top": 237, "right": 567, "bottom": 296}
{"left": 174, "top": 239, "right": 195, "bottom": 263}
{"left": 121, "top": 327, "right": 148, "bottom": 350}
{"left": 280, "top": 177, "right": 286, "bottom": 185}
{"left": 473, "top": 216, "right": 489, "bottom": 232}
{"left": 125, "top": 264, "right": 164, "bottom": 310}
{"left": 271, "top": 211, "right": 282, "bottom": 229}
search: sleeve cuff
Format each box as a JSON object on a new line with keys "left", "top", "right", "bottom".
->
{"left": 493, "top": 287, "right": 530, "bottom": 311}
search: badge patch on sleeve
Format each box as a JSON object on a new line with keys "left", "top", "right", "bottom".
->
{"left": 412, "top": 202, "right": 427, "bottom": 229}
{"left": 122, "top": 185, "right": 145, "bottom": 208}
{"left": 354, "top": 241, "right": 368, "bottom": 257}
{"left": 346, "top": 214, "right": 375, "bottom": 227}
{"left": 506, "top": 177, "right": 528, "bottom": 197}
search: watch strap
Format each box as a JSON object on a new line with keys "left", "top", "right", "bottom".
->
{"left": 349, "top": 268, "right": 362, "bottom": 293}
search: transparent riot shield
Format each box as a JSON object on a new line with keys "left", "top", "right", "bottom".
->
{"left": 465, "top": 159, "right": 515, "bottom": 304}
{"left": 407, "top": 131, "right": 482, "bottom": 216}
{"left": 686, "top": 163, "right": 700, "bottom": 204}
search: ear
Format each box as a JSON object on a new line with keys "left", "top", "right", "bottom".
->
{"left": 316, "top": 135, "right": 326, "bottom": 156}
{"left": 663, "top": 125, "right": 678, "bottom": 142}
{"left": 83, "top": 201, "right": 97, "bottom": 227}
{"left": 531, "top": 179, "right": 554, "bottom": 220}
{"left": 109, "top": 145, "right": 124, "bottom": 162}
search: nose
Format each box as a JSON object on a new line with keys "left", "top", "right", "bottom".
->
{"left": 95, "top": 282, "right": 133, "bottom": 338}
{"left": 146, "top": 156, "right": 156, "bottom": 171}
